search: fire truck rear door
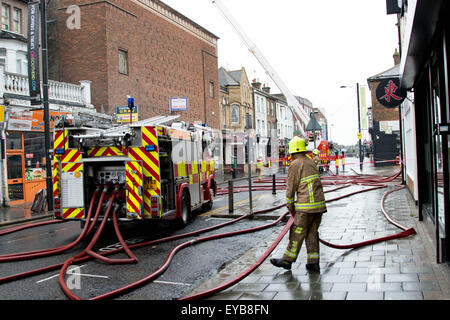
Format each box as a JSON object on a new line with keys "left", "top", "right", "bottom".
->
{"left": 126, "top": 160, "right": 144, "bottom": 219}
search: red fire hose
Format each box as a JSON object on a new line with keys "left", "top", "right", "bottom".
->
{"left": 1, "top": 169, "right": 416, "bottom": 301}
{"left": 0, "top": 188, "right": 102, "bottom": 262}
{"left": 181, "top": 183, "right": 416, "bottom": 300}
{"left": 0, "top": 219, "right": 66, "bottom": 237}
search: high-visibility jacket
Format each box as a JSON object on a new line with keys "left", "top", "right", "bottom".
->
{"left": 285, "top": 153, "right": 327, "bottom": 214}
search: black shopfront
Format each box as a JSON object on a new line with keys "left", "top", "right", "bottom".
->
{"left": 400, "top": 0, "right": 450, "bottom": 262}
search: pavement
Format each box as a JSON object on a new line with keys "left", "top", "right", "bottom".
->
{"left": 186, "top": 161, "right": 450, "bottom": 300}
{"left": 2, "top": 160, "right": 450, "bottom": 300}
{"left": 0, "top": 202, "right": 52, "bottom": 228}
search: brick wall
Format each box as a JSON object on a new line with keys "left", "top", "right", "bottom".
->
{"left": 368, "top": 80, "right": 400, "bottom": 122}
{"left": 52, "top": 0, "right": 220, "bottom": 129}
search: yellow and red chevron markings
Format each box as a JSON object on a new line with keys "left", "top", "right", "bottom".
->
{"left": 53, "top": 161, "right": 60, "bottom": 198}
{"left": 54, "top": 129, "right": 68, "bottom": 151}
{"left": 128, "top": 147, "right": 160, "bottom": 218}
{"left": 87, "top": 147, "right": 126, "bottom": 157}
{"left": 61, "top": 150, "right": 82, "bottom": 163}
{"left": 125, "top": 160, "right": 143, "bottom": 218}
{"left": 62, "top": 207, "right": 85, "bottom": 219}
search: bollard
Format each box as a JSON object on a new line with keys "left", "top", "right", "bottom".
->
{"left": 335, "top": 157, "right": 339, "bottom": 175}
{"left": 228, "top": 180, "right": 234, "bottom": 213}
{"left": 272, "top": 174, "right": 276, "bottom": 195}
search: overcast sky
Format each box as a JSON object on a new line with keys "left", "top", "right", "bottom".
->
{"left": 162, "top": 0, "right": 399, "bottom": 145}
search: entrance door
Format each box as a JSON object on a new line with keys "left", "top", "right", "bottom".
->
{"left": 6, "top": 131, "right": 25, "bottom": 203}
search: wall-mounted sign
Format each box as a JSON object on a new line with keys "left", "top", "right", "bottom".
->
{"left": 170, "top": 97, "right": 188, "bottom": 112}
{"left": 27, "top": 2, "right": 41, "bottom": 105}
{"left": 7, "top": 110, "right": 69, "bottom": 131}
{"left": 376, "top": 77, "right": 407, "bottom": 108}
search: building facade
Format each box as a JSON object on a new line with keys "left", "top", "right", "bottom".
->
{"left": 0, "top": 0, "right": 104, "bottom": 207}
{"left": 48, "top": 0, "right": 220, "bottom": 129}
{"left": 367, "top": 51, "right": 402, "bottom": 165}
{"left": 394, "top": 0, "right": 450, "bottom": 262}
{"left": 218, "top": 67, "right": 254, "bottom": 172}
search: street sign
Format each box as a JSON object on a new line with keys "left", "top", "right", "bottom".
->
{"left": 116, "top": 105, "right": 139, "bottom": 123}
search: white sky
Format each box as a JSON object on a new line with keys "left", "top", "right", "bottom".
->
{"left": 161, "top": 0, "right": 399, "bottom": 145}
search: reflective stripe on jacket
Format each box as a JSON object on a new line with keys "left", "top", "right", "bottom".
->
{"left": 285, "top": 153, "right": 327, "bottom": 214}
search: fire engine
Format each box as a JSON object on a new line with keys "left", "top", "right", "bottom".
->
{"left": 52, "top": 114, "right": 217, "bottom": 228}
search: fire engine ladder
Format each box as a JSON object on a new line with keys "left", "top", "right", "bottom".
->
{"left": 212, "top": 0, "right": 313, "bottom": 141}
{"left": 72, "top": 115, "right": 182, "bottom": 141}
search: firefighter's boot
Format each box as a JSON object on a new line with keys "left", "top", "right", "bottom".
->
{"left": 270, "top": 258, "right": 292, "bottom": 270}
{"left": 306, "top": 263, "right": 320, "bottom": 272}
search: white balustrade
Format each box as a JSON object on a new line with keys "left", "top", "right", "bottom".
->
{"left": 1, "top": 69, "right": 92, "bottom": 106}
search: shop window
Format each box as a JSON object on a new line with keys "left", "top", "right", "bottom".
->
{"left": 23, "top": 132, "right": 46, "bottom": 181}
{"left": 6, "top": 132, "right": 22, "bottom": 150}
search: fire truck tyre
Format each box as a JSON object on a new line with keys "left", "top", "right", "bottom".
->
{"left": 175, "top": 191, "right": 190, "bottom": 228}
{"left": 202, "top": 184, "right": 214, "bottom": 211}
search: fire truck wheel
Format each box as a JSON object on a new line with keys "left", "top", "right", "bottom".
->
{"left": 202, "top": 184, "right": 214, "bottom": 211}
{"left": 175, "top": 191, "right": 190, "bottom": 228}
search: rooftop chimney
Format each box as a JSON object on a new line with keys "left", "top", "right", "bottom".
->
{"left": 262, "top": 84, "right": 270, "bottom": 93}
{"left": 251, "top": 79, "right": 262, "bottom": 90}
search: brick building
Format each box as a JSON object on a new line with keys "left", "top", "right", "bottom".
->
{"left": 48, "top": 0, "right": 220, "bottom": 129}
{"left": 367, "top": 49, "right": 401, "bottom": 165}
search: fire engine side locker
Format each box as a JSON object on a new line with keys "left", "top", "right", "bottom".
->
{"left": 125, "top": 160, "right": 144, "bottom": 219}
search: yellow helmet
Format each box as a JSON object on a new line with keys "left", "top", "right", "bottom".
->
{"left": 288, "top": 136, "right": 307, "bottom": 154}
{"left": 313, "top": 149, "right": 320, "bottom": 155}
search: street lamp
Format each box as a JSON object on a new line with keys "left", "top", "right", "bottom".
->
{"left": 340, "top": 83, "right": 363, "bottom": 171}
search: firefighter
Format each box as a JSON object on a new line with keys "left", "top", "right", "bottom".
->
{"left": 270, "top": 136, "right": 327, "bottom": 272}
{"left": 313, "top": 149, "right": 320, "bottom": 170}
{"left": 256, "top": 154, "right": 264, "bottom": 180}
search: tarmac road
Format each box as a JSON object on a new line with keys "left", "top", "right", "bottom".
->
{"left": 0, "top": 186, "right": 285, "bottom": 300}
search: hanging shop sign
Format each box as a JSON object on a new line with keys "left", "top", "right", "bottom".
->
{"left": 27, "top": 2, "right": 41, "bottom": 105}
{"left": 376, "top": 77, "right": 407, "bottom": 108}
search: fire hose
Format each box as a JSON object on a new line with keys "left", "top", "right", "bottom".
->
{"left": 0, "top": 187, "right": 104, "bottom": 262}
{"left": 58, "top": 171, "right": 416, "bottom": 300}
{"left": 1, "top": 170, "right": 415, "bottom": 300}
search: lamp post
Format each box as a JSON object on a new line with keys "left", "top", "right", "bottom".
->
{"left": 356, "top": 83, "right": 363, "bottom": 171}
{"left": 340, "top": 83, "right": 363, "bottom": 172}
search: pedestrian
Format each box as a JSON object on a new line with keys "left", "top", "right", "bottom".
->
{"left": 270, "top": 136, "right": 327, "bottom": 272}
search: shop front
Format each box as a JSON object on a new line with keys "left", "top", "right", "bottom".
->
{"left": 4, "top": 109, "right": 67, "bottom": 205}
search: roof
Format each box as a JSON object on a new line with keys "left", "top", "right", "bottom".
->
{"left": 0, "top": 30, "right": 27, "bottom": 43}
{"left": 218, "top": 67, "right": 240, "bottom": 86}
{"left": 367, "top": 64, "right": 400, "bottom": 82}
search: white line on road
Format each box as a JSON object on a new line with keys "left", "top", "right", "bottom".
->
{"left": 154, "top": 280, "right": 191, "bottom": 286}
{"left": 36, "top": 265, "right": 108, "bottom": 283}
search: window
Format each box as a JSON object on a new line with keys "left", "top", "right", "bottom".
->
{"left": 118, "top": 49, "right": 128, "bottom": 75}
{"left": 231, "top": 105, "right": 239, "bottom": 123}
{"left": 2, "top": 4, "right": 10, "bottom": 31}
{"left": 209, "top": 81, "right": 214, "bottom": 98}
{"left": 12, "top": 7, "right": 21, "bottom": 33}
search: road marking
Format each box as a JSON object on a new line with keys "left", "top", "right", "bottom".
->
{"left": 36, "top": 264, "right": 108, "bottom": 283}
{"left": 154, "top": 280, "right": 191, "bottom": 286}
